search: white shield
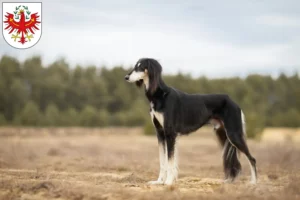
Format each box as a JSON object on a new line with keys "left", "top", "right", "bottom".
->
{"left": 2, "top": 2, "right": 42, "bottom": 49}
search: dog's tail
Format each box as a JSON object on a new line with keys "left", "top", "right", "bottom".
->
{"left": 215, "top": 125, "right": 241, "bottom": 181}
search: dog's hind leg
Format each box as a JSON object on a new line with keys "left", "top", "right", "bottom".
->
{"left": 240, "top": 110, "right": 257, "bottom": 184}
{"left": 225, "top": 129, "right": 257, "bottom": 184}
{"left": 214, "top": 125, "right": 241, "bottom": 182}
{"left": 221, "top": 109, "right": 257, "bottom": 184}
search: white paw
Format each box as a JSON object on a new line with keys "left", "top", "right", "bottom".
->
{"left": 223, "top": 178, "right": 233, "bottom": 184}
{"left": 164, "top": 178, "right": 175, "bottom": 185}
{"left": 147, "top": 180, "right": 164, "bottom": 185}
{"left": 250, "top": 179, "right": 257, "bottom": 185}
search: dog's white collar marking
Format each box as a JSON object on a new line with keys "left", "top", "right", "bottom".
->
{"left": 137, "top": 62, "right": 141, "bottom": 67}
{"left": 150, "top": 102, "right": 154, "bottom": 109}
{"left": 150, "top": 102, "right": 164, "bottom": 128}
{"left": 144, "top": 76, "right": 149, "bottom": 90}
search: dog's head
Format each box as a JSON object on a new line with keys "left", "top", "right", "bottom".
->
{"left": 125, "top": 58, "right": 162, "bottom": 94}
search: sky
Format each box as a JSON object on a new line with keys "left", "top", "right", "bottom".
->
{"left": 1, "top": 0, "right": 300, "bottom": 78}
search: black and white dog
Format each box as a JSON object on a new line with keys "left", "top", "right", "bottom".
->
{"left": 125, "top": 58, "right": 257, "bottom": 185}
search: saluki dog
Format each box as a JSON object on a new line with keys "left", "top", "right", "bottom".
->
{"left": 124, "top": 58, "right": 257, "bottom": 185}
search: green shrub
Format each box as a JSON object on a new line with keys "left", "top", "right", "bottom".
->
{"left": 0, "top": 113, "right": 7, "bottom": 126}
{"left": 98, "top": 109, "right": 109, "bottom": 126}
{"left": 43, "top": 103, "right": 60, "bottom": 126}
{"left": 244, "top": 111, "right": 265, "bottom": 139}
{"left": 79, "top": 105, "right": 99, "bottom": 126}
{"left": 62, "top": 107, "right": 79, "bottom": 126}
{"left": 111, "top": 112, "right": 127, "bottom": 126}
{"left": 18, "top": 101, "right": 41, "bottom": 126}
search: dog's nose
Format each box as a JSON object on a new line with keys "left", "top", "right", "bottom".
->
{"left": 124, "top": 75, "right": 129, "bottom": 81}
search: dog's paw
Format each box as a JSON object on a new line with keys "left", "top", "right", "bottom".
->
{"left": 147, "top": 180, "right": 164, "bottom": 185}
{"left": 164, "top": 179, "right": 175, "bottom": 186}
{"left": 223, "top": 178, "right": 233, "bottom": 184}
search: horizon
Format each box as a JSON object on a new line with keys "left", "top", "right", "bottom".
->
{"left": 1, "top": 53, "right": 299, "bottom": 80}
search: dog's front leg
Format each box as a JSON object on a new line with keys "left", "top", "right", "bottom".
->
{"left": 148, "top": 128, "right": 167, "bottom": 185}
{"left": 148, "top": 141, "right": 167, "bottom": 185}
{"left": 164, "top": 134, "right": 178, "bottom": 185}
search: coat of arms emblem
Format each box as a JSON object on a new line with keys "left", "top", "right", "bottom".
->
{"left": 2, "top": 2, "right": 42, "bottom": 49}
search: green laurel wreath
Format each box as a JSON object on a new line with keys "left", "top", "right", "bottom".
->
{"left": 13, "top": 5, "right": 31, "bottom": 20}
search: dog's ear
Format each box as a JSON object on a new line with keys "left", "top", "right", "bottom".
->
{"left": 147, "top": 60, "right": 161, "bottom": 94}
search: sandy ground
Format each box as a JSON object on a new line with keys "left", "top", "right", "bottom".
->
{"left": 0, "top": 127, "right": 300, "bottom": 200}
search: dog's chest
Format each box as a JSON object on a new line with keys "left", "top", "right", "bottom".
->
{"left": 150, "top": 102, "right": 164, "bottom": 128}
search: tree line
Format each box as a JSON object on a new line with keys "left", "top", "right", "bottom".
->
{"left": 0, "top": 55, "right": 299, "bottom": 137}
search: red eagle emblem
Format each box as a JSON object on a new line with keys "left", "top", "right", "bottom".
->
{"left": 4, "top": 6, "right": 40, "bottom": 44}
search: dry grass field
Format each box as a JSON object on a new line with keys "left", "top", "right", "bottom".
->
{"left": 0, "top": 127, "right": 300, "bottom": 200}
